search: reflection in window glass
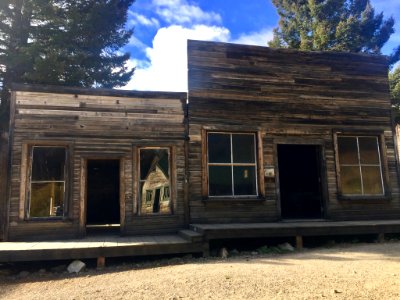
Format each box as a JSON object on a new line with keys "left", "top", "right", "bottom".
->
{"left": 29, "top": 147, "right": 66, "bottom": 218}
{"left": 337, "top": 136, "right": 384, "bottom": 196}
{"left": 209, "top": 166, "right": 232, "bottom": 196}
{"left": 338, "top": 137, "right": 358, "bottom": 164}
{"left": 208, "top": 133, "right": 231, "bottom": 163}
{"left": 139, "top": 148, "right": 171, "bottom": 214}
{"left": 233, "top": 166, "right": 257, "bottom": 195}
{"left": 208, "top": 133, "right": 257, "bottom": 197}
{"left": 340, "top": 166, "right": 362, "bottom": 195}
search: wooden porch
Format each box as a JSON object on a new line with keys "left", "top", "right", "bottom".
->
{"left": 2, "top": 220, "right": 400, "bottom": 265}
{"left": 191, "top": 219, "right": 400, "bottom": 248}
{"left": 0, "top": 230, "right": 205, "bottom": 265}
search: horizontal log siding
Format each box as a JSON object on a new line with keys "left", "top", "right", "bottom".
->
{"left": 7, "top": 89, "right": 186, "bottom": 241}
{"left": 0, "top": 129, "right": 9, "bottom": 241}
{"left": 187, "top": 40, "right": 400, "bottom": 223}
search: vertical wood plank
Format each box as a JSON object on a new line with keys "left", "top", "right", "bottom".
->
{"left": 79, "top": 158, "right": 87, "bottom": 237}
{"left": 120, "top": 158, "right": 126, "bottom": 232}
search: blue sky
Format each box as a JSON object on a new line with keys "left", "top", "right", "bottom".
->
{"left": 122, "top": 0, "right": 400, "bottom": 92}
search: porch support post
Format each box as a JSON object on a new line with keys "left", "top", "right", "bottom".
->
{"left": 295, "top": 235, "right": 303, "bottom": 250}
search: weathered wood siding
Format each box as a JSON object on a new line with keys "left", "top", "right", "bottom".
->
{"left": 188, "top": 40, "right": 400, "bottom": 223}
{"left": 7, "top": 85, "right": 187, "bottom": 241}
{"left": 0, "top": 128, "right": 9, "bottom": 241}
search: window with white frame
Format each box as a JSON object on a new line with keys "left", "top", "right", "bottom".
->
{"left": 337, "top": 135, "right": 384, "bottom": 196}
{"left": 28, "top": 146, "right": 67, "bottom": 218}
{"left": 207, "top": 132, "right": 258, "bottom": 197}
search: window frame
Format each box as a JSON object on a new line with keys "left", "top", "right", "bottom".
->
{"left": 334, "top": 132, "right": 390, "bottom": 200}
{"left": 137, "top": 146, "right": 174, "bottom": 215}
{"left": 205, "top": 131, "right": 261, "bottom": 199}
{"left": 25, "top": 144, "right": 69, "bottom": 220}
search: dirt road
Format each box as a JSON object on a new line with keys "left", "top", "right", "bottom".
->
{"left": 1, "top": 242, "right": 400, "bottom": 299}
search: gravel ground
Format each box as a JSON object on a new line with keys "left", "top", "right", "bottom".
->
{"left": 1, "top": 241, "right": 400, "bottom": 299}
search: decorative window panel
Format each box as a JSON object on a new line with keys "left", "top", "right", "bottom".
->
{"left": 139, "top": 148, "right": 172, "bottom": 214}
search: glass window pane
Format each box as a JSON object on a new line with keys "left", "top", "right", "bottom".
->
{"left": 31, "top": 147, "right": 66, "bottom": 181}
{"left": 359, "top": 137, "right": 380, "bottom": 164}
{"left": 30, "top": 182, "right": 64, "bottom": 217}
{"left": 362, "top": 166, "right": 383, "bottom": 195}
{"left": 340, "top": 166, "right": 362, "bottom": 195}
{"left": 140, "top": 149, "right": 171, "bottom": 214}
{"left": 338, "top": 137, "right": 358, "bottom": 165}
{"left": 233, "top": 166, "right": 257, "bottom": 195}
{"left": 209, "top": 166, "right": 232, "bottom": 196}
{"left": 232, "top": 134, "right": 255, "bottom": 163}
{"left": 140, "top": 149, "right": 169, "bottom": 180}
{"left": 208, "top": 133, "right": 231, "bottom": 163}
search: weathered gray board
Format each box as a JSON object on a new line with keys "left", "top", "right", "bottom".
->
{"left": 6, "top": 85, "right": 187, "bottom": 241}
{"left": 0, "top": 128, "right": 9, "bottom": 241}
{"left": 187, "top": 40, "right": 400, "bottom": 224}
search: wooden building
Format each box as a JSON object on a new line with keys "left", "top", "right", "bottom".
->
{"left": 1, "top": 39, "right": 400, "bottom": 245}
{"left": 187, "top": 40, "right": 400, "bottom": 224}
{"left": 2, "top": 85, "right": 187, "bottom": 241}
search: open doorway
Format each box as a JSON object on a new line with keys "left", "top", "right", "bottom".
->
{"left": 86, "top": 160, "right": 120, "bottom": 228}
{"left": 277, "top": 144, "right": 323, "bottom": 219}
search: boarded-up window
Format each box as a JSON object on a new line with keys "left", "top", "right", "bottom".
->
{"left": 29, "top": 147, "right": 66, "bottom": 218}
{"left": 139, "top": 148, "right": 172, "bottom": 214}
{"left": 207, "top": 133, "right": 257, "bottom": 197}
{"left": 337, "top": 136, "right": 384, "bottom": 196}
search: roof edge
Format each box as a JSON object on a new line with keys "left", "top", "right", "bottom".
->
{"left": 10, "top": 83, "right": 187, "bottom": 100}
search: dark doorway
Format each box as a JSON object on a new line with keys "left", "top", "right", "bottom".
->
{"left": 86, "top": 159, "right": 120, "bottom": 225}
{"left": 277, "top": 144, "right": 323, "bottom": 219}
{"left": 153, "top": 188, "right": 161, "bottom": 213}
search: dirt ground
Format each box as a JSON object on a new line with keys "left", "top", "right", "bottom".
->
{"left": 1, "top": 241, "right": 400, "bottom": 300}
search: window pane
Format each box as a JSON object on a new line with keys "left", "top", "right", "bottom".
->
{"left": 362, "top": 166, "right": 383, "bottom": 195}
{"left": 31, "top": 147, "right": 66, "bottom": 181}
{"left": 30, "top": 182, "right": 64, "bottom": 217}
{"left": 359, "top": 137, "right": 380, "bottom": 164}
{"left": 233, "top": 166, "right": 257, "bottom": 195}
{"left": 208, "top": 133, "right": 231, "bottom": 163}
{"left": 340, "top": 166, "right": 362, "bottom": 194}
{"left": 338, "top": 137, "right": 358, "bottom": 165}
{"left": 232, "top": 134, "right": 255, "bottom": 163}
{"left": 140, "top": 149, "right": 169, "bottom": 180}
{"left": 140, "top": 149, "right": 171, "bottom": 214}
{"left": 209, "top": 166, "right": 232, "bottom": 196}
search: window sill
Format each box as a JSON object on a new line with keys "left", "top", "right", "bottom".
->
{"left": 338, "top": 195, "right": 391, "bottom": 202}
{"left": 203, "top": 197, "right": 266, "bottom": 203}
{"left": 23, "top": 217, "right": 72, "bottom": 222}
{"left": 136, "top": 214, "right": 178, "bottom": 219}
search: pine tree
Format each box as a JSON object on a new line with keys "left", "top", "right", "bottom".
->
{"left": 0, "top": 0, "right": 135, "bottom": 116}
{"left": 269, "top": 0, "right": 399, "bottom": 64}
{"left": 390, "top": 66, "right": 400, "bottom": 122}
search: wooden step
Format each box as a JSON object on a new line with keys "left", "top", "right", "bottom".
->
{"left": 178, "top": 229, "right": 204, "bottom": 242}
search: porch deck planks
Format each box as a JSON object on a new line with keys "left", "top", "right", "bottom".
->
{"left": 191, "top": 220, "right": 400, "bottom": 240}
{"left": 0, "top": 234, "right": 203, "bottom": 263}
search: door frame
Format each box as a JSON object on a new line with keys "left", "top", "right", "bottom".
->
{"left": 274, "top": 138, "right": 328, "bottom": 220}
{"left": 79, "top": 156, "right": 125, "bottom": 236}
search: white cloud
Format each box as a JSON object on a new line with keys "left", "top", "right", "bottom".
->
{"left": 122, "top": 25, "right": 230, "bottom": 92}
{"left": 153, "top": 0, "right": 222, "bottom": 25}
{"left": 129, "top": 11, "right": 160, "bottom": 28}
{"left": 231, "top": 28, "right": 274, "bottom": 47}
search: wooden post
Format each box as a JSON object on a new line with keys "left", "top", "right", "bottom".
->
{"left": 202, "top": 242, "right": 210, "bottom": 258}
{"left": 295, "top": 236, "right": 303, "bottom": 250}
{"left": 97, "top": 256, "right": 106, "bottom": 269}
{"left": 377, "top": 233, "right": 385, "bottom": 243}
